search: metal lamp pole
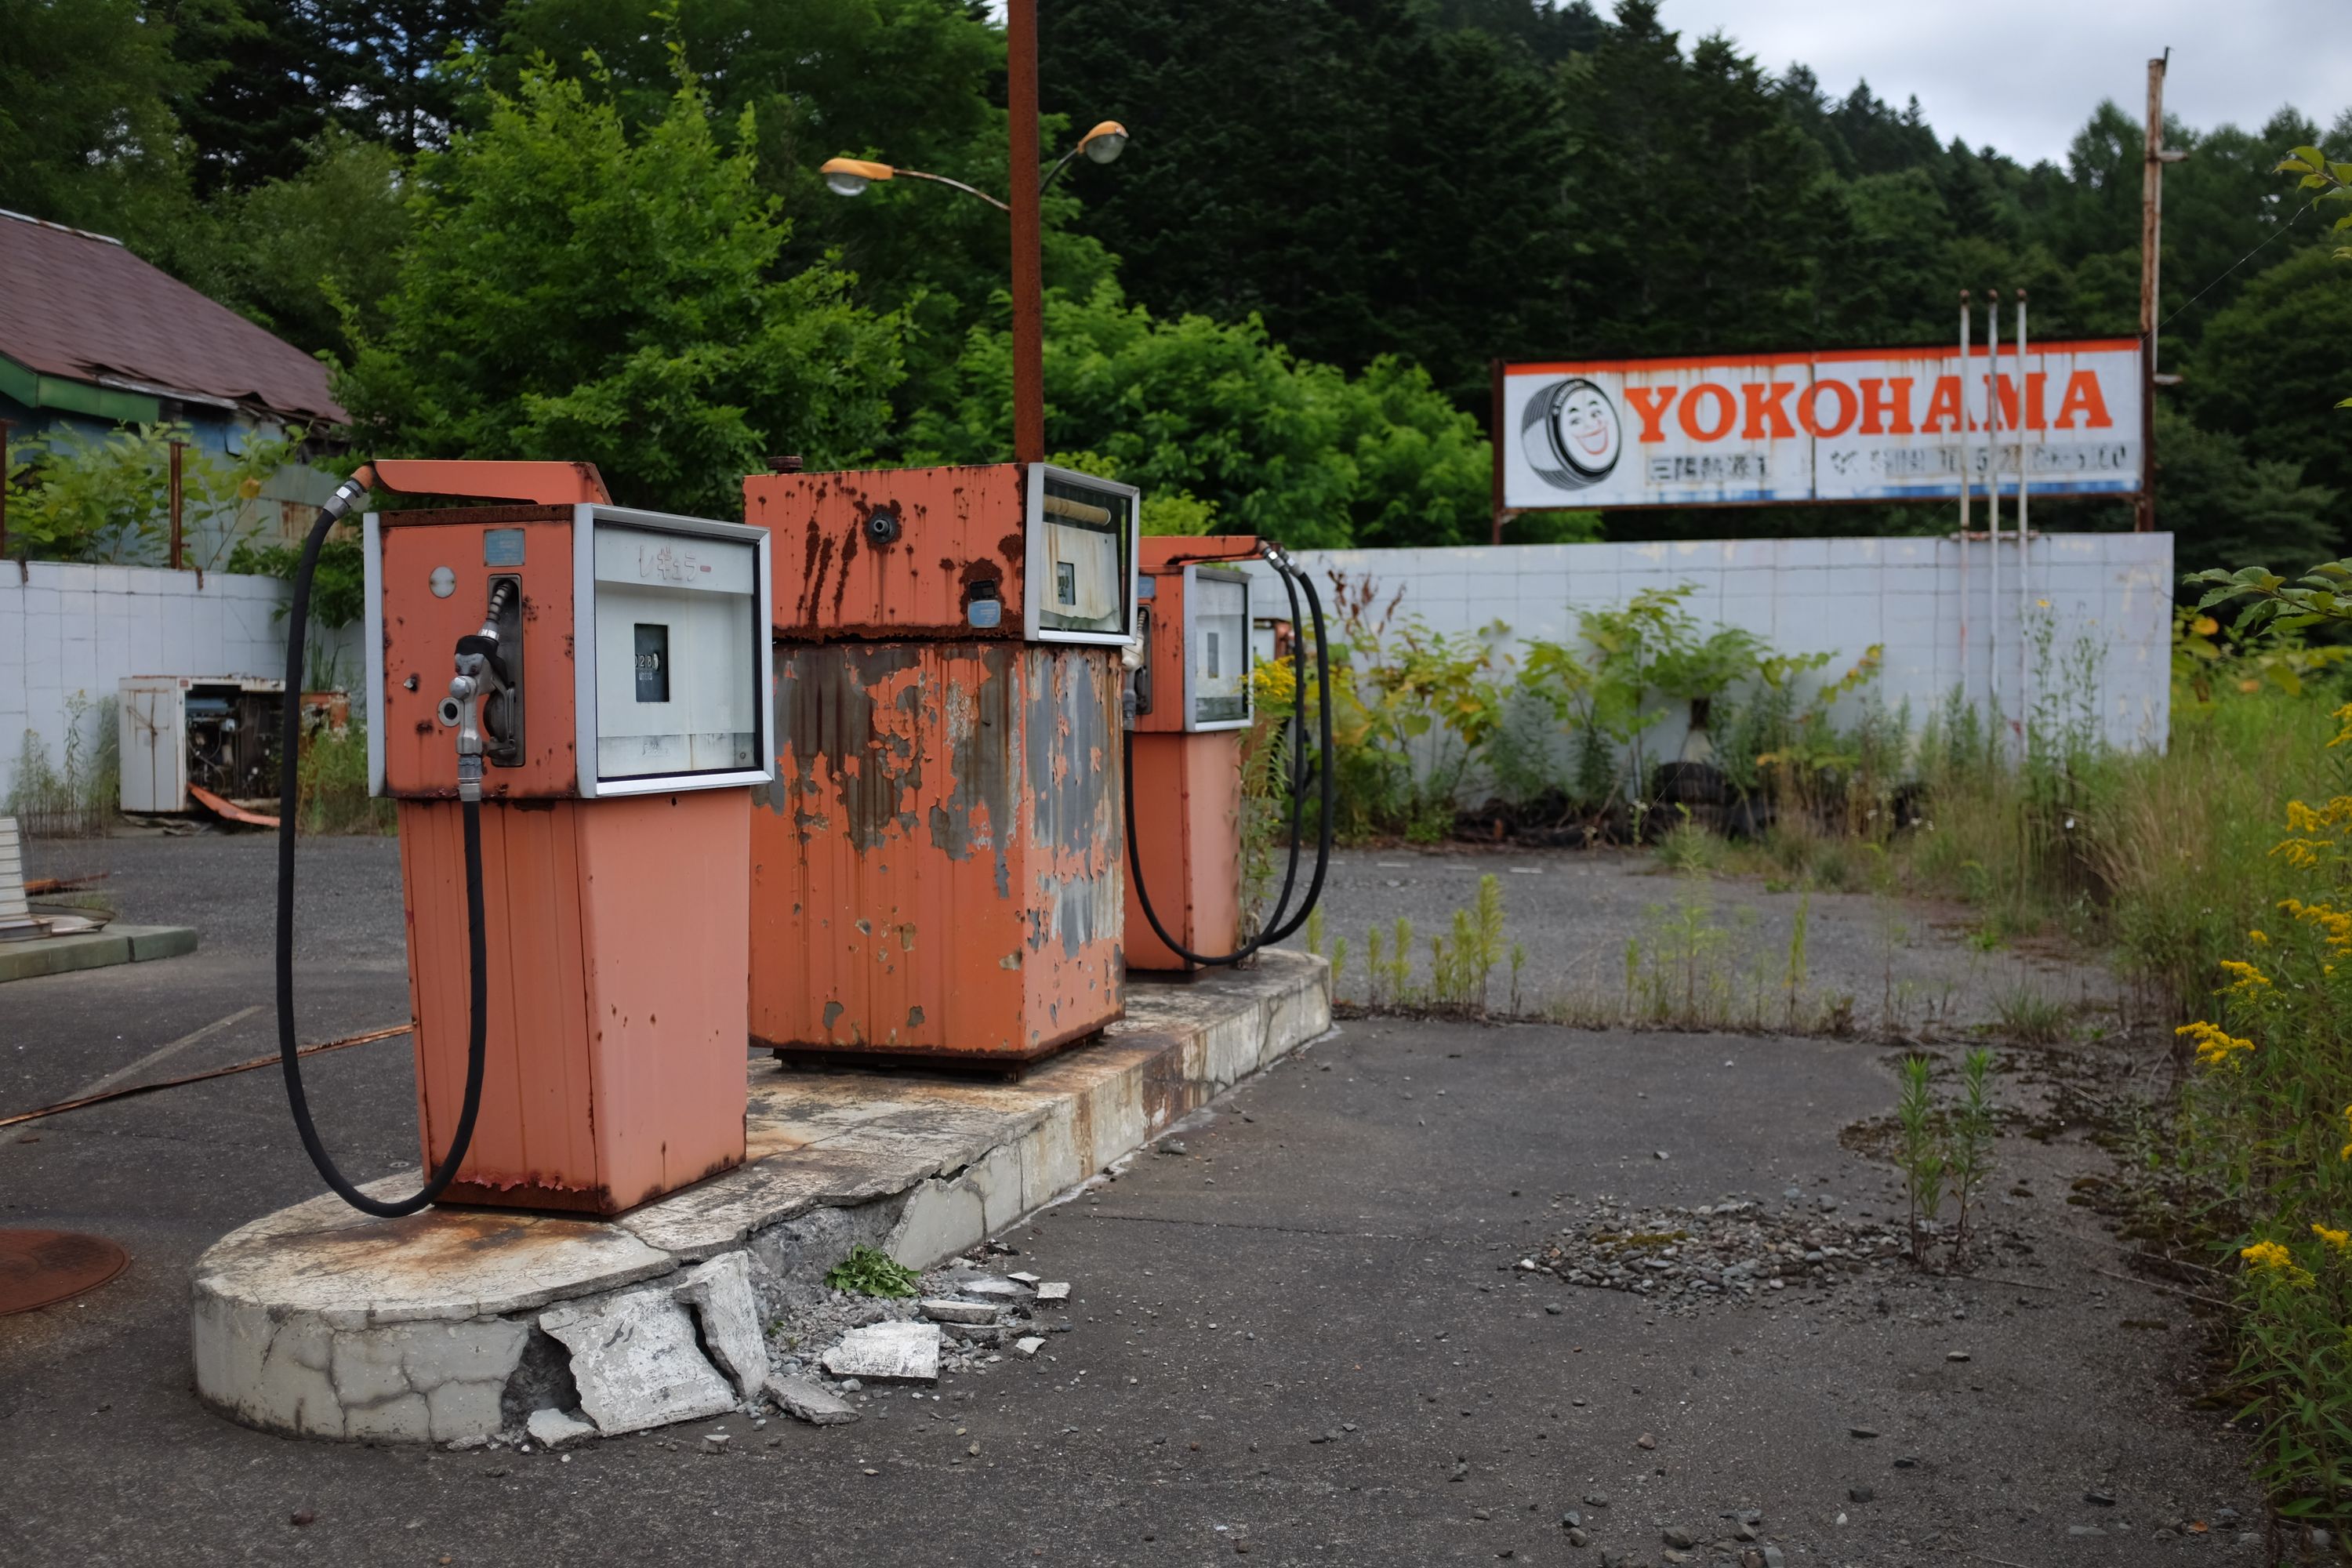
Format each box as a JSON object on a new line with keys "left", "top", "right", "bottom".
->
{"left": 1007, "top": 0, "right": 1045, "bottom": 466}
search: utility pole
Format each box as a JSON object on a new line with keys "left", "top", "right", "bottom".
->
{"left": 2137, "top": 50, "right": 2187, "bottom": 532}
{"left": 1007, "top": 0, "right": 1046, "bottom": 466}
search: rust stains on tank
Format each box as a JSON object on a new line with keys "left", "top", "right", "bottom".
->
{"left": 775, "top": 644, "right": 925, "bottom": 848}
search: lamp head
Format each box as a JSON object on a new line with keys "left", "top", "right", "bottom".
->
{"left": 821, "top": 157, "right": 894, "bottom": 197}
{"left": 1080, "top": 122, "right": 1129, "bottom": 165}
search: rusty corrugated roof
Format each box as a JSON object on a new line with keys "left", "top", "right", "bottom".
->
{"left": 0, "top": 208, "right": 347, "bottom": 426}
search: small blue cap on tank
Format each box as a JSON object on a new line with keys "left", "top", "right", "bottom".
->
{"left": 968, "top": 598, "right": 1003, "bottom": 629}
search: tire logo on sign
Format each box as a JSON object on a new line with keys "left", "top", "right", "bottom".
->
{"left": 1523, "top": 377, "right": 1623, "bottom": 490}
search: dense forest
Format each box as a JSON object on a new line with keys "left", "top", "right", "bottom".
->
{"left": 2, "top": 0, "right": 2346, "bottom": 565}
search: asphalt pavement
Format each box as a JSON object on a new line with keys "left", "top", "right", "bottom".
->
{"left": 0, "top": 830, "right": 2258, "bottom": 1566}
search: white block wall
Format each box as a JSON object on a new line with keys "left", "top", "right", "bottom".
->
{"left": 1250, "top": 532, "right": 2174, "bottom": 760}
{"left": 0, "top": 561, "right": 361, "bottom": 805}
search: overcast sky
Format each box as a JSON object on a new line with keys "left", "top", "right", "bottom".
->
{"left": 1656, "top": 0, "right": 2352, "bottom": 165}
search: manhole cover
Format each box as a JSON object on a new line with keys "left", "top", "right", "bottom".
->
{"left": 0, "top": 1229, "right": 129, "bottom": 1316}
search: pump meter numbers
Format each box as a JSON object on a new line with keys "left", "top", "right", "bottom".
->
{"left": 633, "top": 624, "right": 670, "bottom": 702}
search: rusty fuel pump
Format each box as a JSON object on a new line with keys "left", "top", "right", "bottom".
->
{"left": 1123, "top": 538, "right": 1333, "bottom": 970}
{"left": 274, "top": 460, "right": 775, "bottom": 1215}
{"left": 742, "top": 462, "right": 1140, "bottom": 1065}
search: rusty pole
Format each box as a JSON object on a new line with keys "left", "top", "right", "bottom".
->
{"left": 1490, "top": 358, "right": 1505, "bottom": 546}
{"left": 1007, "top": 0, "right": 1046, "bottom": 466}
{"left": 2136, "top": 53, "right": 2165, "bottom": 532}
{"left": 168, "top": 438, "right": 186, "bottom": 570}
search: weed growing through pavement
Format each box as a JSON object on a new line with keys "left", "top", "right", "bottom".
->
{"left": 1896, "top": 1057, "right": 1948, "bottom": 1267}
{"left": 1892, "top": 1049, "right": 1998, "bottom": 1270}
{"left": 824, "top": 1244, "right": 920, "bottom": 1299}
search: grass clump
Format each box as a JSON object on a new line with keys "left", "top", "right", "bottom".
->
{"left": 824, "top": 1243, "right": 920, "bottom": 1299}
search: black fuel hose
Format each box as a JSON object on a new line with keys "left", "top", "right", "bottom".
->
{"left": 275, "top": 481, "right": 488, "bottom": 1217}
{"left": 1125, "top": 550, "right": 1335, "bottom": 966}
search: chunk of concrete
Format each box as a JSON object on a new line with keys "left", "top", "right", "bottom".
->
{"left": 821, "top": 1319, "right": 940, "bottom": 1384}
{"left": 1033, "top": 1281, "right": 1071, "bottom": 1304}
{"left": 920, "top": 1298, "right": 1001, "bottom": 1325}
{"left": 1014, "top": 1335, "right": 1046, "bottom": 1357}
{"left": 526, "top": 1408, "right": 597, "bottom": 1449}
{"left": 764, "top": 1373, "right": 859, "bottom": 1426}
{"left": 959, "top": 1276, "right": 1028, "bottom": 1299}
{"left": 539, "top": 1286, "right": 735, "bottom": 1434}
{"left": 673, "top": 1251, "right": 768, "bottom": 1400}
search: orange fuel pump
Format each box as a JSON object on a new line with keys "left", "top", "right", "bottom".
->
{"left": 742, "top": 463, "right": 1140, "bottom": 1065}
{"left": 274, "top": 460, "right": 775, "bottom": 1217}
{"left": 1123, "top": 538, "right": 1257, "bottom": 971}
{"left": 1123, "top": 539, "right": 1335, "bottom": 971}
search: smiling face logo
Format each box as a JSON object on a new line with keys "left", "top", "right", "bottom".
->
{"left": 1522, "top": 377, "right": 1623, "bottom": 491}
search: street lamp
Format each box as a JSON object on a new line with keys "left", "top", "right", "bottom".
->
{"left": 818, "top": 3, "right": 1101, "bottom": 465}
{"left": 818, "top": 121, "right": 1127, "bottom": 211}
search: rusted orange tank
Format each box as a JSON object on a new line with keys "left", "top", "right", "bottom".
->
{"left": 1125, "top": 537, "right": 1258, "bottom": 971}
{"left": 743, "top": 463, "right": 1140, "bottom": 1063}
{"left": 365, "top": 480, "right": 774, "bottom": 1211}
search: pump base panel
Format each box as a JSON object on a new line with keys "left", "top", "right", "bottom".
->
{"left": 750, "top": 641, "right": 1127, "bottom": 1063}
{"left": 400, "top": 792, "right": 750, "bottom": 1215}
{"left": 1123, "top": 730, "right": 1245, "bottom": 972}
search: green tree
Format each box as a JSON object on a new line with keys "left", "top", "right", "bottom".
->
{"left": 1040, "top": 0, "right": 1575, "bottom": 406}
{"left": 334, "top": 61, "right": 904, "bottom": 516}
{"left": 172, "top": 130, "right": 412, "bottom": 360}
{"left": 909, "top": 281, "right": 1488, "bottom": 549}
{"left": 2189, "top": 245, "right": 2352, "bottom": 512}
{"left": 2152, "top": 404, "right": 2340, "bottom": 573}
{"left": 0, "top": 0, "right": 199, "bottom": 241}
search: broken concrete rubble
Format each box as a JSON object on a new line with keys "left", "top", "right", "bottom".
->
{"left": 673, "top": 1251, "right": 768, "bottom": 1399}
{"left": 539, "top": 1287, "right": 737, "bottom": 1434}
{"left": 764, "top": 1374, "right": 858, "bottom": 1426}
{"left": 822, "top": 1319, "right": 942, "bottom": 1384}
{"left": 524, "top": 1408, "right": 597, "bottom": 1449}
{"left": 920, "top": 1298, "right": 1002, "bottom": 1324}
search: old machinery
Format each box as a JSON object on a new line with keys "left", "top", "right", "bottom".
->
{"left": 743, "top": 462, "right": 1139, "bottom": 1064}
{"left": 274, "top": 459, "right": 773, "bottom": 1217}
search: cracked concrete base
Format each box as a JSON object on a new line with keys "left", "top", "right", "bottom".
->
{"left": 190, "top": 953, "right": 1327, "bottom": 1445}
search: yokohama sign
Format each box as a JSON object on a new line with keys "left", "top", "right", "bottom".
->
{"left": 1497, "top": 340, "right": 2142, "bottom": 510}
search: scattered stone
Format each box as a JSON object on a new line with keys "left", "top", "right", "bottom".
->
{"left": 444, "top": 1434, "right": 490, "bottom": 1452}
{"left": 1581, "top": 1494, "right": 1609, "bottom": 1508}
{"left": 1566, "top": 1526, "right": 1590, "bottom": 1548}
{"left": 1014, "top": 1336, "right": 1046, "bottom": 1357}
{"left": 1849, "top": 1428, "right": 1879, "bottom": 1440}
{"left": 960, "top": 1276, "right": 1028, "bottom": 1299}
{"left": 1893, "top": 1456, "right": 1918, "bottom": 1468}
{"left": 1635, "top": 1432, "right": 1656, "bottom": 1450}
{"left": 524, "top": 1408, "right": 597, "bottom": 1450}
{"left": 1946, "top": 1351, "right": 1971, "bottom": 1363}
{"left": 1762, "top": 1548, "right": 1786, "bottom": 1568}
{"left": 539, "top": 1286, "right": 737, "bottom": 1436}
{"left": 822, "top": 1320, "right": 942, "bottom": 1385}
{"left": 920, "top": 1299, "right": 1002, "bottom": 1325}
{"left": 1007, "top": 1271, "right": 1041, "bottom": 1286}
{"left": 289, "top": 1512, "right": 315, "bottom": 1527}
{"left": 1849, "top": 1486, "right": 1875, "bottom": 1503}
{"left": 1544, "top": 1303, "right": 1563, "bottom": 1316}
{"left": 1034, "top": 1282, "right": 1072, "bottom": 1304}
{"left": 702, "top": 1432, "right": 731, "bottom": 1455}
{"left": 764, "top": 1374, "right": 858, "bottom": 1425}
{"left": 1662, "top": 1526, "right": 1698, "bottom": 1548}
{"left": 2085, "top": 1490, "right": 2115, "bottom": 1507}
{"left": 1537, "top": 1196, "right": 1908, "bottom": 1315}
{"left": 673, "top": 1251, "right": 768, "bottom": 1400}
{"left": 1450, "top": 1460, "right": 1470, "bottom": 1482}
{"left": 1560, "top": 1512, "right": 1582, "bottom": 1529}
{"left": 2067, "top": 1526, "right": 2107, "bottom": 1538}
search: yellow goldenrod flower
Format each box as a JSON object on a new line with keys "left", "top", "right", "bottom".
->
{"left": 2314, "top": 1224, "right": 2351, "bottom": 1252}
{"left": 2176, "top": 1021, "right": 2253, "bottom": 1067}
{"left": 2219, "top": 960, "right": 2274, "bottom": 994}
{"left": 2249, "top": 929, "right": 2270, "bottom": 945}
{"left": 2242, "top": 1240, "right": 2317, "bottom": 1287}
{"left": 2192, "top": 615, "right": 2220, "bottom": 636}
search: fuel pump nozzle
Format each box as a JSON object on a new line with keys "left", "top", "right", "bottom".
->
{"left": 443, "top": 580, "right": 515, "bottom": 803}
